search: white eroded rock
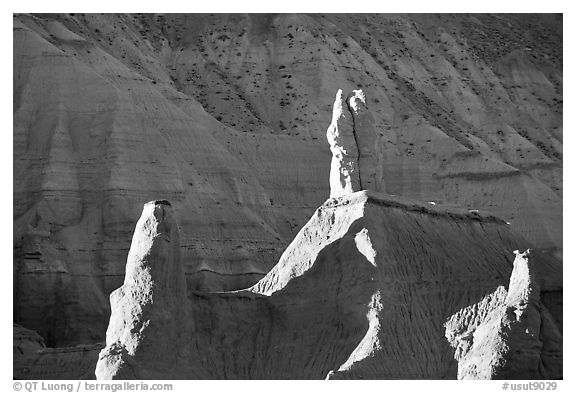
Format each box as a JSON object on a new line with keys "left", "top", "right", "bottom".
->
{"left": 326, "top": 89, "right": 361, "bottom": 198}
{"left": 326, "top": 89, "right": 385, "bottom": 198}
{"left": 94, "top": 192, "right": 560, "bottom": 379}
{"left": 334, "top": 291, "right": 383, "bottom": 373}
{"left": 444, "top": 249, "right": 550, "bottom": 379}
{"left": 13, "top": 15, "right": 562, "bottom": 347}
{"left": 96, "top": 200, "right": 186, "bottom": 380}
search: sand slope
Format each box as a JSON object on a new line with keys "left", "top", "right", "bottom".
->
{"left": 13, "top": 13, "right": 562, "bottom": 346}
{"left": 95, "top": 194, "right": 561, "bottom": 379}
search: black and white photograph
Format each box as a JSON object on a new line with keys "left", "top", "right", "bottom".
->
{"left": 8, "top": 2, "right": 571, "bottom": 388}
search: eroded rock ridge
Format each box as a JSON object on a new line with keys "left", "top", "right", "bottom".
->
{"left": 96, "top": 192, "right": 561, "bottom": 379}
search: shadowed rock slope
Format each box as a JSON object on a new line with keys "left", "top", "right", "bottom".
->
{"left": 13, "top": 325, "right": 102, "bottom": 380}
{"left": 96, "top": 195, "right": 561, "bottom": 379}
{"left": 14, "top": 13, "right": 562, "bottom": 346}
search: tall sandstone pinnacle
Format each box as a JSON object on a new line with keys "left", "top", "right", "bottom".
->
{"left": 326, "top": 89, "right": 360, "bottom": 198}
{"left": 14, "top": 14, "right": 562, "bottom": 347}
{"left": 94, "top": 89, "right": 561, "bottom": 380}
{"left": 326, "top": 89, "right": 385, "bottom": 198}
{"left": 95, "top": 201, "right": 186, "bottom": 380}
{"left": 95, "top": 166, "right": 561, "bottom": 379}
{"left": 96, "top": 193, "right": 561, "bottom": 379}
{"left": 14, "top": 79, "right": 561, "bottom": 378}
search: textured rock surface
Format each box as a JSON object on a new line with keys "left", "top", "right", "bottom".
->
{"left": 95, "top": 200, "right": 186, "bottom": 379}
{"left": 13, "top": 325, "right": 102, "bottom": 380}
{"left": 97, "top": 194, "right": 561, "bottom": 379}
{"left": 326, "top": 88, "right": 384, "bottom": 198}
{"left": 14, "top": 13, "right": 562, "bottom": 347}
{"left": 346, "top": 89, "right": 385, "bottom": 192}
{"left": 444, "top": 250, "right": 561, "bottom": 379}
{"left": 326, "top": 89, "right": 360, "bottom": 197}
{"left": 14, "top": 324, "right": 46, "bottom": 356}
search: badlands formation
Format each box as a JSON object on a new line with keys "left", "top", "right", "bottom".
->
{"left": 95, "top": 194, "right": 562, "bottom": 379}
{"left": 13, "top": 13, "right": 562, "bottom": 379}
{"left": 93, "top": 87, "right": 562, "bottom": 380}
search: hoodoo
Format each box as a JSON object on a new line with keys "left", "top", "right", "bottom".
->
{"left": 96, "top": 201, "right": 186, "bottom": 379}
{"left": 326, "top": 89, "right": 361, "bottom": 198}
{"left": 95, "top": 91, "right": 561, "bottom": 379}
{"left": 96, "top": 191, "right": 561, "bottom": 379}
{"left": 326, "top": 89, "right": 385, "bottom": 198}
{"left": 14, "top": 14, "right": 562, "bottom": 352}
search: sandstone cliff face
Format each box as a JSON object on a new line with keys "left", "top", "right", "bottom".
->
{"left": 96, "top": 194, "right": 561, "bottom": 379}
{"left": 14, "top": 13, "right": 562, "bottom": 347}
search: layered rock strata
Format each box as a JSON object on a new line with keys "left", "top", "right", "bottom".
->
{"left": 96, "top": 193, "right": 561, "bottom": 379}
{"left": 13, "top": 325, "right": 102, "bottom": 380}
{"left": 14, "top": 13, "right": 562, "bottom": 345}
